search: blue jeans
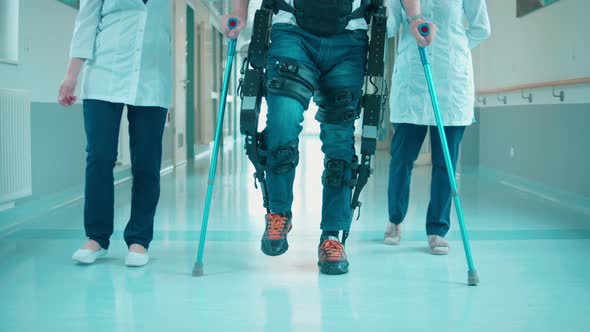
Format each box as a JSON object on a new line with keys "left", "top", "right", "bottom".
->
{"left": 388, "top": 123, "right": 465, "bottom": 237}
{"left": 264, "top": 23, "right": 368, "bottom": 231}
{"left": 83, "top": 99, "right": 167, "bottom": 249}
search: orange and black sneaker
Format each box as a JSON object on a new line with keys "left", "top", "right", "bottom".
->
{"left": 318, "top": 233, "right": 349, "bottom": 275}
{"left": 261, "top": 212, "right": 292, "bottom": 256}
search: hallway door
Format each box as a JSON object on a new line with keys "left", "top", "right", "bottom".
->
{"left": 172, "top": 0, "right": 188, "bottom": 166}
{"left": 186, "top": 4, "right": 196, "bottom": 159}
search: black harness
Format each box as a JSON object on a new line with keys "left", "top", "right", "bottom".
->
{"left": 273, "top": 0, "right": 371, "bottom": 36}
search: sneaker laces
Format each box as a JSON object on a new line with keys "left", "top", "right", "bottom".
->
{"left": 320, "top": 239, "right": 345, "bottom": 260}
{"left": 265, "top": 213, "right": 289, "bottom": 238}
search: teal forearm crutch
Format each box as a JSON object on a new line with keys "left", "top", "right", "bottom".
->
{"left": 193, "top": 18, "right": 239, "bottom": 277}
{"left": 417, "top": 23, "right": 479, "bottom": 286}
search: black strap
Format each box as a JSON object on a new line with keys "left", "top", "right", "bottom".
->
{"left": 314, "top": 89, "right": 362, "bottom": 108}
{"left": 350, "top": 0, "right": 371, "bottom": 21}
{"left": 273, "top": 0, "right": 375, "bottom": 24}
{"left": 272, "top": 59, "right": 318, "bottom": 91}
{"left": 272, "top": 0, "right": 297, "bottom": 15}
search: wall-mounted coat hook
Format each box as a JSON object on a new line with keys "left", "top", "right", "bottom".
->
{"left": 477, "top": 95, "right": 487, "bottom": 105}
{"left": 497, "top": 95, "right": 507, "bottom": 105}
{"left": 521, "top": 89, "right": 532, "bottom": 103}
{"left": 552, "top": 87, "right": 565, "bottom": 102}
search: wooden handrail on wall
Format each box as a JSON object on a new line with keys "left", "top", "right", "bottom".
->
{"left": 477, "top": 77, "right": 590, "bottom": 95}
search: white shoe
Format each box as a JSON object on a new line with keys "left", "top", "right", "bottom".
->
{"left": 125, "top": 251, "right": 150, "bottom": 267}
{"left": 72, "top": 248, "right": 107, "bottom": 264}
{"left": 384, "top": 223, "right": 402, "bottom": 245}
{"left": 428, "top": 235, "right": 449, "bottom": 255}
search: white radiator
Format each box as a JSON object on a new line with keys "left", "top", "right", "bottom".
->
{"left": 0, "top": 89, "right": 32, "bottom": 204}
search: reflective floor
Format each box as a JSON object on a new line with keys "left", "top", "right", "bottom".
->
{"left": 1, "top": 137, "right": 589, "bottom": 331}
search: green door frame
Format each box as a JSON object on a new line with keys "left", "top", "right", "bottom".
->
{"left": 186, "top": 4, "right": 196, "bottom": 159}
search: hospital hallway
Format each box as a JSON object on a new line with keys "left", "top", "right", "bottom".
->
{"left": 1, "top": 0, "right": 590, "bottom": 331}
{"left": 1, "top": 136, "right": 589, "bottom": 331}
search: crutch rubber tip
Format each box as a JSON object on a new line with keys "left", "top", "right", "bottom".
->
{"left": 468, "top": 270, "right": 479, "bottom": 286}
{"left": 192, "top": 263, "right": 204, "bottom": 277}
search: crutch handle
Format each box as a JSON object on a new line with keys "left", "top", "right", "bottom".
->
{"left": 227, "top": 18, "right": 239, "bottom": 55}
{"left": 227, "top": 17, "right": 239, "bottom": 30}
{"left": 417, "top": 23, "right": 431, "bottom": 65}
{"left": 418, "top": 23, "right": 430, "bottom": 37}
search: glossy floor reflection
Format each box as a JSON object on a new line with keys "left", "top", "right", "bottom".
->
{"left": 1, "top": 137, "right": 589, "bottom": 331}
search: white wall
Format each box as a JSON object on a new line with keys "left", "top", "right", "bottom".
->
{"left": 0, "top": 0, "right": 77, "bottom": 102}
{"left": 465, "top": 0, "right": 590, "bottom": 201}
{"left": 473, "top": 0, "right": 590, "bottom": 91}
